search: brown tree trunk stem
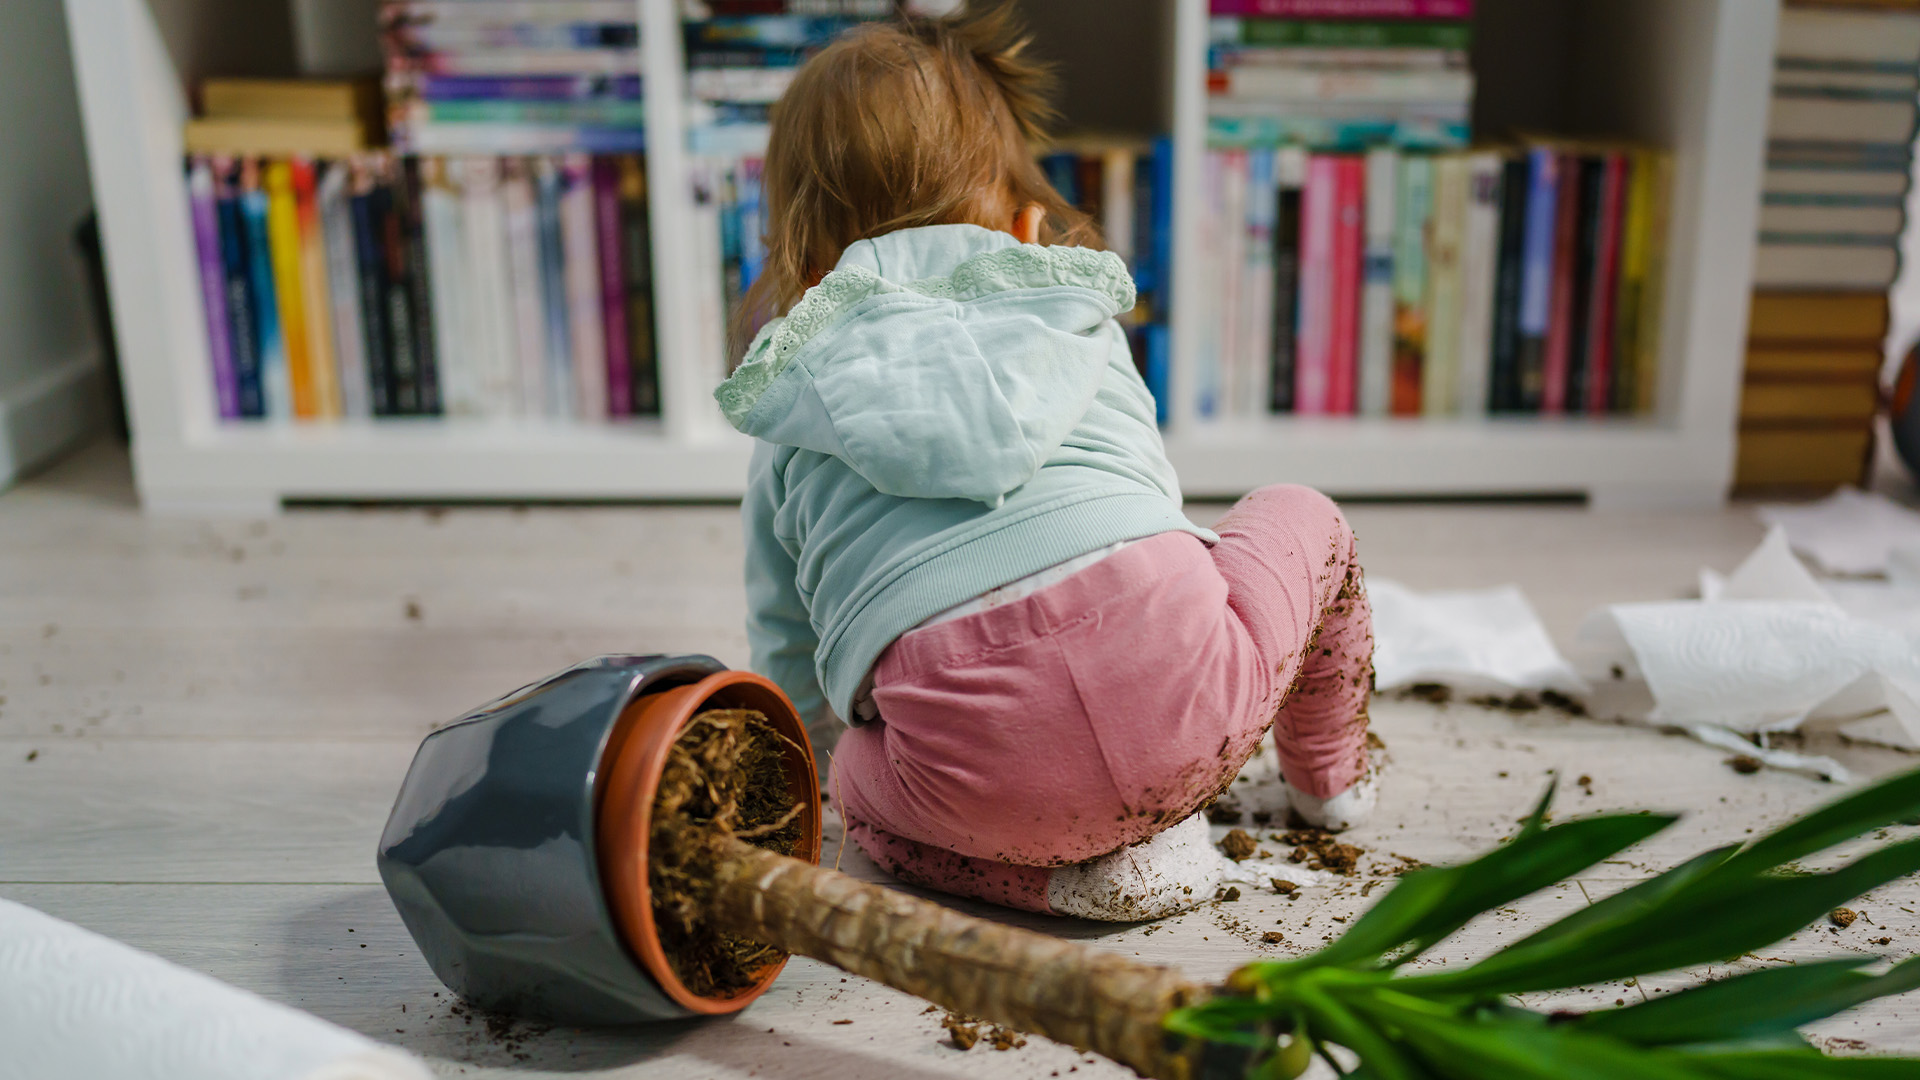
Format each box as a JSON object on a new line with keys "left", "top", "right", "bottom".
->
{"left": 708, "top": 838, "right": 1209, "bottom": 1080}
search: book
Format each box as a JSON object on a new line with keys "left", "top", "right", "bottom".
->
{"left": 1211, "top": 45, "right": 1468, "bottom": 70}
{"left": 1629, "top": 151, "right": 1673, "bottom": 414}
{"left": 1753, "top": 241, "right": 1900, "bottom": 289}
{"left": 1295, "top": 154, "right": 1338, "bottom": 414}
{"left": 1740, "top": 381, "right": 1878, "bottom": 423}
{"left": 534, "top": 157, "right": 575, "bottom": 418}
{"left": 373, "top": 159, "right": 421, "bottom": 414}
{"left": 183, "top": 117, "right": 370, "bottom": 157}
{"left": 1208, "top": 0, "right": 1474, "bottom": 18}
{"left": 1422, "top": 155, "right": 1466, "bottom": 417}
{"left": 416, "top": 99, "right": 649, "bottom": 126}
{"left": 1735, "top": 427, "right": 1872, "bottom": 491}
{"left": 348, "top": 161, "right": 395, "bottom": 416}
{"left": 1270, "top": 147, "right": 1305, "bottom": 414}
{"left": 187, "top": 159, "right": 239, "bottom": 420}
{"left": 1540, "top": 152, "right": 1582, "bottom": 414}
{"left": 214, "top": 161, "right": 264, "bottom": 418}
{"left": 1776, "top": 5, "right": 1920, "bottom": 64}
{"left": 1198, "top": 151, "right": 1225, "bottom": 419}
{"left": 1581, "top": 153, "right": 1628, "bottom": 415}
{"left": 561, "top": 154, "right": 609, "bottom": 420}
{"left": 1357, "top": 146, "right": 1397, "bottom": 417}
{"left": 241, "top": 162, "right": 290, "bottom": 421}
{"left": 408, "top": 74, "right": 644, "bottom": 101}
{"left": 1328, "top": 155, "right": 1365, "bottom": 415}
{"left": 687, "top": 15, "right": 867, "bottom": 48}
{"left": 387, "top": 1, "right": 644, "bottom": 21}
{"left": 1389, "top": 153, "right": 1431, "bottom": 416}
{"left": 690, "top": 0, "right": 894, "bottom": 14}
{"left": 1243, "top": 148, "right": 1279, "bottom": 417}
{"left": 1558, "top": 156, "right": 1603, "bottom": 415}
{"left": 1767, "top": 97, "right": 1919, "bottom": 145}
{"left": 1208, "top": 67, "right": 1474, "bottom": 105}
{"left": 1515, "top": 148, "right": 1559, "bottom": 411}
{"left": 201, "top": 78, "right": 381, "bottom": 124}
{"left": 395, "top": 157, "right": 440, "bottom": 414}
{"left": 1453, "top": 151, "right": 1503, "bottom": 417}
{"left": 292, "top": 159, "right": 342, "bottom": 419}
{"left": 1206, "top": 115, "right": 1471, "bottom": 154}
{"left": 1486, "top": 155, "right": 1529, "bottom": 413}
{"left": 1217, "top": 150, "right": 1247, "bottom": 415}
{"left": 1757, "top": 202, "right": 1905, "bottom": 237}
{"left": 389, "top": 48, "right": 643, "bottom": 77}
{"left": 1101, "top": 146, "right": 1136, "bottom": 267}
{"left": 1744, "top": 346, "right": 1882, "bottom": 380}
{"left": 1144, "top": 323, "right": 1170, "bottom": 425}
{"left": 502, "top": 159, "right": 549, "bottom": 416}
{"left": 593, "top": 156, "right": 632, "bottom": 417}
{"left": 1773, "top": 66, "right": 1920, "bottom": 97}
{"left": 456, "top": 156, "right": 523, "bottom": 416}
{"left": 318, "top": 162, "right": 372, "bottom": 420}
{"left": 401, "top": 121, "right": 648, "bottom": 154}
{"left": 264, "top": 160, "right": 316, "bottom": 419}
{"left": 1747, "top": 291, "right": 1888, "bottom": 342}
{"left": 617, "top": 155, "right": 659, "bottom": 414}
{"left": 1208, "top": 16, "right": 1474, "bottom": 50}
{"left": 388, "top": 22, "right": 639, "bottom": 54}
{"left": 421, "top": 158, "right": 474, "bottom": 416}
{"left": 1763, "top": 162, "right": 1909, "bottom": 199}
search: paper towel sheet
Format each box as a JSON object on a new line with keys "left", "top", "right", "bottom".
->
{"left": 1758, "top": 487, "right": 1920, "bottom": 577}
{"left": 1579, "top": 528, "right": 1920, "bottom": 778}
{"left": 0, "top": 898, "right": 431, "bottom": 1080}
{"left": 1368, "top": 579, "right": 1586, "bottom": 696}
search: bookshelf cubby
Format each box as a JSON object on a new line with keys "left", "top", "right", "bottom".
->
{"left": 65, "top": 0, "right": 1776, "bottom": 513}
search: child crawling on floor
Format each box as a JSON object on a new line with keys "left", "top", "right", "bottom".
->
{"left": 715, "top": 3, "right": 1378, "bottom": 921}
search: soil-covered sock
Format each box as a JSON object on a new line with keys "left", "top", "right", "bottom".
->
{"left": 1046, "top": 814, "right": 1222, "bottom": 922}
{"left": 1287, "top": 740, "right": 1386, "bottom": 833}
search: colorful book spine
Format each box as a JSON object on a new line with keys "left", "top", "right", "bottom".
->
{"left": 1422, "top": 155, "right": 1466, "bottom": 417}
{"left": 502, "top": 159, "right": 549, "bottom": 416}
{"left": 264, "top": 161, "right": 314, "bottom": 419}
{"left": 398, "top": 158, "right": 441, "bottom": 415}
{"left": 534, "top": 157, "right": 576, "bottom": 418}
{"left": 1243, "top": 147, "right": 1278, "bottom": 416}
{"left": 561, "top": 154, "right": 608, "bottom": 420}
{"left": 1357, "top": 146, "right": 1397, "bottom": 417}
{"left": 617, "top": 155, "right": 658, "bottom": 415}
{"left": 1486, "top": 156, "right": 1529, "bottom": 413}
{"left": 1631, "top": 152, "right": 1673, "bottom": 415}
{"left": 1218, "top": 150, "right": 1247, "bottom": 416}
{"left": 1453, "top": 151, "right": 1504, "bottom": 416}
{"left": 214, "top": 162, "right": 264, "bottom": 418}
{"left": 1540, "top": 152, "right": 1584, "bottom": 415}
{"left": 348, "top": 162, "right": 395, "bottom": 416}
{"left": 421, "top": 157, "right": 473, "bottom": 416}
{"left": 1208, "top": 0, "right": 1474, "bottom": 18}
{"left": 1390, "top": 154, "right": 1431, "bottom": 416}
{"left": 378, "top": 159, "right": 422, "bottom": 414}
{"left": 1328, "top": 155, "right": 1364, "bottom": 415}
{"left": 1515, "top": 148, "right": 1559, "bottom": 411}
{"left": 1295, "top": 154, "right": 1338, "bottom": 414}
{"left": 291, "top": 159, "right": 342, "bottom": 419}
{"left": 1583, "top": 154, "right": 1628, "bottom": 415}
{"left": 188, "top": 159, "right": 240, "bottom": 420}
{"left": 1269, "top": 147, "right": 1305, "bottom": 414}
{"left": 412, "top": 73, "right": 644, "bottom": 101}
{"left": 456, "top": 156, "right": 522, "bottom": 416}
{"left": 1145, "top": 322, "right": 1170, "bottom": 426}
{"left": 592, "top": 156, "right": 632, "bottom": 417}
{"left": 319, "top": 162, "right": 372, "bottom": 420}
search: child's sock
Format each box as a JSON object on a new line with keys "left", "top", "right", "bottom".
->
{"left": 1046, "top": 813, "right": 1222, "bottom": 921}
{"left": 1285, "top": 739, "right": 1387, "bottom": 833}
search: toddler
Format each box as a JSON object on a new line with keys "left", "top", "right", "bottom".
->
{"left": 716, "top": 4, "right": 1377, "bottom": 920}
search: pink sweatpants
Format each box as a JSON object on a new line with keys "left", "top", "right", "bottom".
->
{"left": 834, "top": 484, "right": 1374, "bottom": 914}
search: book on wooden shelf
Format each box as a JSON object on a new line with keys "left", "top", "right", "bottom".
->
{"left": 1209, "top": 0, "right": 1474, "bottom": 18}
{"left": 1735, "top": 427, "right": 1875, "bottom": 492}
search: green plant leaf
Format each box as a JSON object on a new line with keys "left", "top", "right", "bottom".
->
{"left": 1721, "top": 767, "right": 1920, "bottom": 878}
{"left": 1410, "top": 838, "right": 1920, "bottom": 995}
{"left": 1573, "top": 957, "right": 1894, "bottom": 1045}
{"left": 1297, "top": 813, "right": 1675, "bottom": 970}
{"left": 1371, "top": 996, "right": 1717, "bottom": 1080}
{"left": 1666, "top": 1048, "right": 1920, "bottom": 1078}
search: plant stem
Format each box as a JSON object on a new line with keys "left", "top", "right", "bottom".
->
{"left": 707, "top": 838, "right": 1210, "bottom": 1079}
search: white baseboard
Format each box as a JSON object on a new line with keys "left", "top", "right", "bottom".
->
{"left": 0, "top": 352, "right": 105, "bottom": 489}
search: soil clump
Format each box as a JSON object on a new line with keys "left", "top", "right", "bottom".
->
{"left": 649, "top": 708, "right": 804, "bottom": 998}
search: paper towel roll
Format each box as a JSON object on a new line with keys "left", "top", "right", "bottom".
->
{"left": 0, "top": 898, "right": 431, "bottom": 1080}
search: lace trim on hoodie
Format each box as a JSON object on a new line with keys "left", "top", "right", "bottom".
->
{"left": 714, "top": 244, "right": 1134, "bottom": 429}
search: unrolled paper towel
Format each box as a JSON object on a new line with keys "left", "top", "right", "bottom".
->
{"left": 0, "top": 898, "right": 431, "bottom": 1080}
{"left": 1369, "top": 579, "right": 1586, "bottom": 696}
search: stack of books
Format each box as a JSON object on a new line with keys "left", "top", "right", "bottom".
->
{"left": 1206, "top": 0, "right": 1475, "bottom": 153}
{"left": 1739, "top": 1, "right": 1920, "bottom": 490}
{"left": 1195, "top": 140, "right": 1672, "bottom": 422}
{"left": 677, "top": 1, "right": 896, "bottom": 374}
{"left": 381, "top": 0, "right": 646, "bottom": 154}
{"left": 1040, "top": 139, "right": 1175, "bottom": 423}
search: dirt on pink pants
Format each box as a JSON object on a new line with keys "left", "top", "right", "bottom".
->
{"left": 832, "top": 484, "right": 1374, "bottom": 914}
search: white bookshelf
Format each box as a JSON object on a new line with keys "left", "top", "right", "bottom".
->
{"left": 63, "top": 0, "right": 1776, "bottom": 514}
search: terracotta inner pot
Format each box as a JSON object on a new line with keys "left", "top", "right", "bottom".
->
{"left": 595, "top": 671, "right": 821, "bottom": 1015}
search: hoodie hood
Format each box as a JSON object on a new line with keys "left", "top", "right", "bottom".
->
{"left": 715, "top": 224, "right": 1136, "bottom": 506}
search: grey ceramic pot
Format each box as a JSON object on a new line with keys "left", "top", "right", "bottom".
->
{"left": 377, "top": 654, "right": 728, "bottom": 1024}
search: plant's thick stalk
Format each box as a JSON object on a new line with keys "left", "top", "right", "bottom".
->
{"left": 707, "top": 838, "right": 1210, "bottom": 1079}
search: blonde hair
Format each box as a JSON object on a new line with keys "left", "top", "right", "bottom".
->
{"left": 735, "top": 2, "right": 1099, "bottom": 349}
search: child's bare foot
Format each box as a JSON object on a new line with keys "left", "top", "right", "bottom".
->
{"left": 1046, "top": 814, "right": 1221, "bottom": 921}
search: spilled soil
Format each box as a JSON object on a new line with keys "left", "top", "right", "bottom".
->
{"left": 649, "top": 708, "right": 804, "bottom": 998}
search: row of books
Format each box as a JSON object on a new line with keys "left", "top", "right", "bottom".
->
{"left": 1206, "top": 1, "right": 1475, "bottom": 153}
{"left": 381, "top": 0, "right": 648, "bottom": 156}
{"left": 679, "top": 4, "right": 898, "bottom": 155}
{"left": 186, "top": 153, "right": 661, "bottom": 423}
{"left": 1193, "top": 141, "right": 1672, "bottom": 421}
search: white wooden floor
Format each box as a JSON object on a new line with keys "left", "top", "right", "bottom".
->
{"left": 6, "top": 442, "right": 1920, "bottom": 1078}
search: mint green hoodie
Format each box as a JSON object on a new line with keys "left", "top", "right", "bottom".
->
{"left": 717, "top": 223, "right": 1214, "bottom": 737}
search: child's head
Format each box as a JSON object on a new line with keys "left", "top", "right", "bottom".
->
{"left": 744, "top": 3, "right": 1097, "bottom": 324}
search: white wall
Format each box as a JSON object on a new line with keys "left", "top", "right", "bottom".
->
{"left": 0, "top": 0, "right": 103, "bottom": 486}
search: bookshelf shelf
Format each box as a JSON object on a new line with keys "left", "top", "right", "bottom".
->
{"left": 66, "top": 0, "right": 1777, "bottom": 513}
